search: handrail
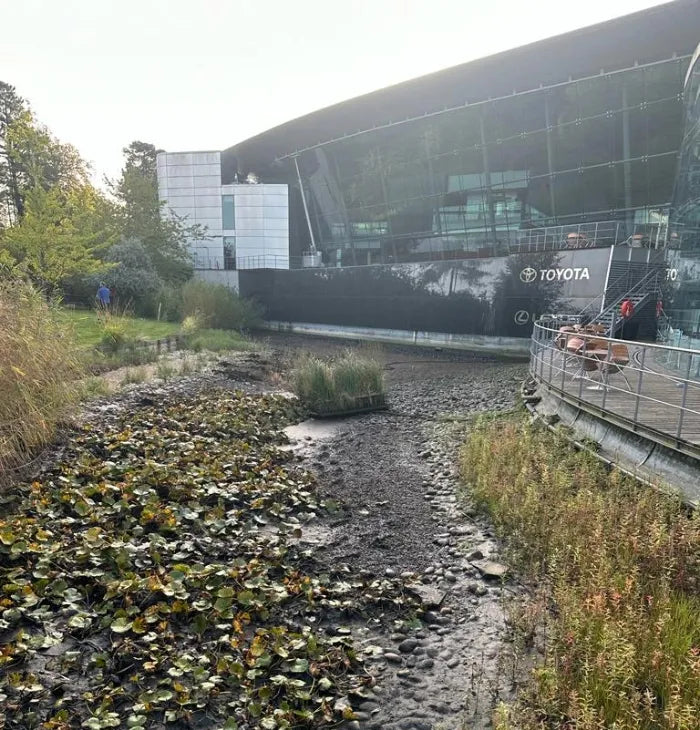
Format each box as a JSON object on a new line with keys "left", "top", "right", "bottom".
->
{"left": 594, "top": 269, "right": 661, "bottom": 326}
{"left": 529, "top": 321, "right": 700, "bottom": 457}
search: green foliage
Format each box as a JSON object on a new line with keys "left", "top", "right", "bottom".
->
{"left": 0, "top": 280, "right": 82, "bottom": 476}
{"left": 151, "top": 281, "right": 183, "bottom": 321}
{"left": 1, "top": 183, "right": 115, "bottom": 291}
{"left": 184, "top": 328, "right": 250, "bottom": 353}
{"left": 291, "top": 350, "right": 386, "bottom": 415}
{"left": 182, "top": 279, "right": 263, "bottom": 331}
{"left": 57, "top": 308, "right": 180, "bottom": 350}
{"left": 98, "top": 318, "right": 130, "bottom": 353}
{"left": 85, "top": 238, "right": 162, "bottom": 315}
{"left": 0, "top": 391, "right": 419, "bottom": 726}
{"left": 460, "top": 414, "right": 700, "bottom": 729}
{"left": 111, "top": 141, "right": 196, "bottom": 284}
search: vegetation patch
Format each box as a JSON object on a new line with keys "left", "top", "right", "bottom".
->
{"left": 0, "top": 281, "right": 82, "bottom": 477}
{"left": 57, "top": 309, "right": 180, "bottom": 350}
{"left": 182, "top": 280, "right": 263, "bottom": 332}
{"left": 184, "top": 328, "right": 251, "bottom": 353}
{"left": 460, "top": 413, "right": 700, "bottom": 730}
{"left": 291, "top": 351, "right": 386, "bottom": 416}
{"left": 0, "top": 391, "right": 418, "bottom": 729}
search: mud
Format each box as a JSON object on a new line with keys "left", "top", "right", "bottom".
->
{"left": 275, "top": 333, "right": 528, "bottom": 729}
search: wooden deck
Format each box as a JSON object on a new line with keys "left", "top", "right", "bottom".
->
{"left": 533, "top": 344, "right": 700, "bottom": 455}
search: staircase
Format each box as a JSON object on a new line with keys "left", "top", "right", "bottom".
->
{"left": 591, "top": 269, "right": 661, "bottom": 336}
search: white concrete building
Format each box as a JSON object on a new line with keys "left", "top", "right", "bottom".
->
{"left": 156, "top": 151, "right": 289, "bottom": 273}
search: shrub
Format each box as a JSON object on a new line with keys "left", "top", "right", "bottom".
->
{"left": 98, "top": 319, "right": 130, "bottom": 353}
{"left": 460, "top": 414, "right": 700, "bottom": 729}
{"left": 151, "top": 282, "right": 183, "bottom": 322}
{"left": 291, "top": 350, "right": 385, "bottom": 414}
{"left": 0, "top": 281, "right": 82, "bottom": 477}
{"left": 181, "top": 279, "right": 263, "bottom": 331}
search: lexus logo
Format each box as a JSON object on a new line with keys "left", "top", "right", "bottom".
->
{"left": 514, "top": 310, "right": 530, "bottom": 325}
{"left": 520, "top": 267, "right": 537, "bottom": 283}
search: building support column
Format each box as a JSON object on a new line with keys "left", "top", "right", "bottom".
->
{"left": 544, "top": 93, "right": 557, "bottom": 222}
{"left": 622, "top": 85, "right": 634, "bottom": 237}
{"left": 293, "top": 155, "right": 317, "bottom": 254}
{"left": 479, "top": 111, "right": 498, "bottom": 244}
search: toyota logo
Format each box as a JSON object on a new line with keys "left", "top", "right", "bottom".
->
{"left": 520, "top": 267, "right": 537, "bottom": 283}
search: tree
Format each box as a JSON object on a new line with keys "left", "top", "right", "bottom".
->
{"left": 1, "top": 184, "right": 115, "bottom": 292}
{"left": 1, "top": 81, "right": 90, "bottom": 226}
{"left": 0, "top": 81, "right": 28, "bottom": 225}
{"left": 111, "top": 141, "right": 201, "bottom": 283}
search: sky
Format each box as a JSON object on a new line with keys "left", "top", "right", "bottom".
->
{"left": 2, "top": 0, "right": 665, "bottom": 185}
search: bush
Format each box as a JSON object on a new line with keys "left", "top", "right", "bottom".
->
{"left": 0, "top": 281, "right": 82, "bottom": 477}
{"left": 460, "top": 414, "right": 700, "bottom": 729}
{"left": 291, "top": 350, "right": 385, "bottom": 415}
{"left": 151, "top": 282, "right": 183, "bottom": 322}
{"left": 182, "top": 279, "right": 262, "bottom": 331}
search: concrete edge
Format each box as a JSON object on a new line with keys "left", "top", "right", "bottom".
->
{"left": 527, "top": 384, "right": 699, "bottom": 508}
{"left": 262, "top": 320, "right": 530, "bottom": 359}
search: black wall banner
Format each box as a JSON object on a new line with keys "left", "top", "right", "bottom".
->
{"left": 239, "top": 248, "right": 619, "bottom": 338}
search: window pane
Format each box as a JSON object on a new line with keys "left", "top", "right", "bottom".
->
{"left": 222, "top": 195, "right": 235, "bottom": 229}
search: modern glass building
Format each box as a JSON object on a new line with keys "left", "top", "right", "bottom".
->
{"left": 160, "top": 1, "right": 700, "bottom": 350}
{"left": 225, "top": 0, "right": 700, "bottom": 269}
{"left": 670, "top": 40, "right": 700, "bottom": 335}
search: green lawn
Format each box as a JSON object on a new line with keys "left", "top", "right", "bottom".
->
{"left": 58, "top": 308, "right": 180, "bottom": 349}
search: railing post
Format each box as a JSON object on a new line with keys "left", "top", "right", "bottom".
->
{"left": 601, "top": 337, "right": 613, "bottom": 410}
{"left": 577, "top": 337, "right": 586, "bottom": 402}
{"left": 632, "top": 346, "right": 646, "bottom": 427}
{"left": 561, "top": 332, "right": 568, "bottom": 391}
{"left": 675, "top": 355, "right": 693, "bottom": 442}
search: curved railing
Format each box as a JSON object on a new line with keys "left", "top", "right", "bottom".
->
{"left": 530, "top": 321, "right": 700, "bottom": 456}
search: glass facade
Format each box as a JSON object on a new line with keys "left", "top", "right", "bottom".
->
{"left": 669, "top": 46, "right": 700, "bottom": 334}
{"left": 288, "top": 57, "right": 687, "bottom": 267}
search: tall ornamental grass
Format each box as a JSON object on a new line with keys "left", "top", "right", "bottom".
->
{"left": 460, "top": 414, "right": 699, "bottom": 730}
{"left": 0, "top": 281, "right": 82, "bottom": 478}
{"left": 291, "top": 350, "right": 385, "bottom": 414}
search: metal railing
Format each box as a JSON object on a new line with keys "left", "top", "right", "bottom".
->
{"left": 513, "top": 221, "right": 668, "bottom": 253}
{"left": 530, "top": 321, "right": 700, "bottom": 456}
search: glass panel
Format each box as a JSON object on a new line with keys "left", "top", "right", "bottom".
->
{"left": 222, "top": 195, "right": 235, "bottom": 229}
{"left": 223, "top": 236, "right": 236, "bottom": 270}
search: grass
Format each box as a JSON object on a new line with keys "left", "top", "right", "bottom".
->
{"left": 184, "top": 328, "right": 251, "bottom": 353}
{"left": 460, "top": 413, "right": 700, "bottom": 730}
{"left": 291, "top": 350, "right": 385, "bottom": 415}
{"left": 0, "top": 282, "right": 82, "bottom": 478}
{"left": 57, "top": 308, "right": 180, "bottom": 349}
{"left": 120, "top": 367, "right": 147, "bottom": 385}
{"left": 181, "top": 279, "right": 263, "bottom": 331}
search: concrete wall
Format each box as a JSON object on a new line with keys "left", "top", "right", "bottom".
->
{"left": 156, "top": 152, "right": 289, "bottom": 271}
{"left": 194, "top": 269, "right": 239, "bottom": 291}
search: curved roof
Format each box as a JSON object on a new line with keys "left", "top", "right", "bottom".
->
{"left": 224, "top": 0, "right": 700, "bottom": 174}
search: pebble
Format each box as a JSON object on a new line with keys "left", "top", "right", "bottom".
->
{"left": 384, "top": 652, "right": 402, "bottom": 664}
{"left": 417, "top": 658, "right": 434, "bottom": 670}
{"left": 398, "top": 638, "right": 419, "bottom": 653}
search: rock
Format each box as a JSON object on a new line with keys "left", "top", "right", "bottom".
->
{"left": 474, "top": 559, "right": 508, "bottom": 579}
{"left": 406, "top": 584, "right": 446, "bottom": 608}
{"left": 417, "top": 658, "right": 434, "bottom": 670}
{"left": 398, "top": 638, "right": 419, "bottom": 653}
{"left": 426, "top": 646, "right": 440, "bottom": 658}
{"left": 384, "top": 652, "right": 402, "bottom": 664}
{"left": 447, "top": 656, "right": 460, "bottom": 668}
{"left": 467, "top": 549, "right": 484, "bottom": 561}
{"left": 385, "top": 568, "right": 397, "bottom": 578}
{"left": 445, "top": 571, "right": 457, "bottom": 582}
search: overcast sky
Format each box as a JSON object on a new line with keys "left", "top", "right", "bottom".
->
{"left": 2, "top": 0, "right": 663, "bottom": 184}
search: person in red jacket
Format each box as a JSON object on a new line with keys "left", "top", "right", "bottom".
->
{"left": 620, "top": 298, "right": 636, "bottom": 339}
